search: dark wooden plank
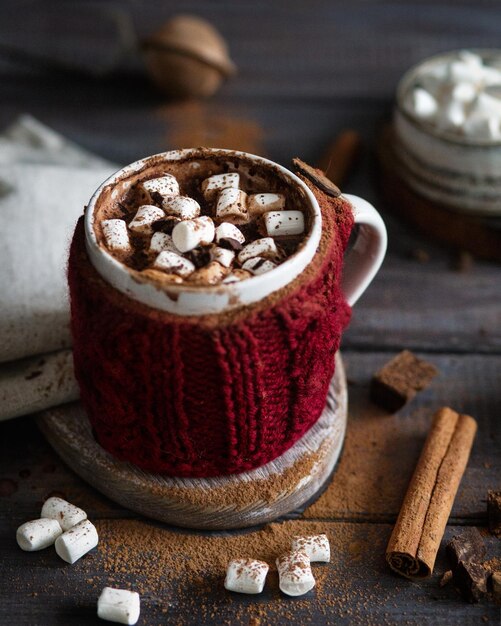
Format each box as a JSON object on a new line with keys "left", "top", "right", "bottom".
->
{"left": 0, "top": 518, "right": 498, "bottom": 625}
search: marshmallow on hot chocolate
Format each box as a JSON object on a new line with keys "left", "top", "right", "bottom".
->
{"left": 241, "top": 256, "right": 277, "bottom": 276}
{"left": 149, "top": 232, "right": 180, "bottom": 254}
{"left": 238, "top": 237, "right": 278, "bottom": 264}
{"left": 216, "top": 188, "right": 249, "bottom": 224}
{"left": 188, "top": 261, "right": 228, "bottom": 285}
{"left": 162, "top": 195, "right": 201, "bottom": 220}
{"left": 153, "top": 251, "right": 195, "bottom": 277}
{"left": 97, "top": 587, "right": 140, "bottom": 625}
{"left": 201, "top": 172, "right": 240, "bottom": 201}
{"left": 55, "top": 519, "right": 99, "bottom": 564}
{"left": 276, "top": 550, "right": 315, "bottom": 597}
{"left": 291, "top": 534, "right": 330, "bottom": 562}
{"left": 215, "top": 222, "right": 245, "bottom": 245}
{"left": 224, "top": 558, "right": 269, "bottom": 594}
{"left": 128, "top": 205, "right": 165, "bottom": 235}
{"left": 140, "top": 174, "right": 179, "bottom": 202}
{"left": 102, "top": 219, "right": 131, "bottom": 253}
{"left": 248, "top": 192, "right": 286, "bottom": 215}
{"left": 263, "top": 210, "right": 305, "bottom": 237}
{"left": 172, "top": 216, "right": 215, "bottom": 252}
{"left": 16, "top": 519, "right": 62, "bottom": 551}
{"left": 41, "top": 497, "right": 87, "bottom": 532}
{"left": 210, "top": 246, "right": 235, "bottom": 268}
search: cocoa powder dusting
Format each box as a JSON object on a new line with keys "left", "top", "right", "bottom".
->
{"left": 158, "top": 101, "right": 265, "bottom": 155}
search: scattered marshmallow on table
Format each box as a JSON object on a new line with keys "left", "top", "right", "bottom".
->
{"left": 291, "top": 534, "right": 330, "bottom": 563}
{"left": 55, "top": 519, "right": 99, "bottom": 564}
{"left": 241, "top": 257, "right": 277, "bottom": 276}
{"left": 41, "top": 496, "right": 87, "bottom": 532}
{"left": 224, "top": 558, "right": 269, "bottom": 594}
{"left": 97, "top": 587, "right": 140, "bottom": 625}
{"left": 153, "top": 251, "right": 195, "bottom": 277}
{"left": 140, "top": 174, "right": 179, "bottom": 201}
{"left": 263, "top": 210, "right": 305, "bottom": 237}
{"left": 216, "top": 188, "right": 249, "bottom": 224}
{"left": 248, "top": 192, "right": 286, "bottom": 215}
{"left": 102, "top": 219, "right": 131, "bottom": 253}
{"left": 238, "top": 237, "right": 278, "bottom": 264}
{"left": 215, "top": 222, "right": 245, "bottom": 245}
{"left": 276, "top": 550, "right": 315, "bottom": 597}
{"left": 162, "top": 195, "right": 201, "bottom": 220}
{"left": 149, "top": 232, "right": 180, "bottom": 254}
{"left": 16, "top": 519, "right": 62, "bottom": 551}
{"left": 128, "top": 205, "right": 165, "bottom": 235}
{"left": 201, "top": 172, "right": 240, "bottom": 201}
{"left": 172, "top": 216, "right": 215, "bottom": 252}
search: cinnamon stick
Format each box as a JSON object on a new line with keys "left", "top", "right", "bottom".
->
{"left": 386, "top": 407, "right": 477, "bottom": 579}
{"left": 317, "top": 130, "right": 361, "bottom": 186}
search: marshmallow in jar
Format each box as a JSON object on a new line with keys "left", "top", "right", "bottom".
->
{"left": 394, "top": 49, "right": 501, "bottom": 215}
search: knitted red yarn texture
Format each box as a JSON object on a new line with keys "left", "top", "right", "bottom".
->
{"left": 68, "top": 184, "right": 354, "bottom": 477}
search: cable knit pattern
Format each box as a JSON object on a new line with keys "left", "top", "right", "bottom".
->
{"left": 68, "top": 181, "right": 354, "bottom": 477}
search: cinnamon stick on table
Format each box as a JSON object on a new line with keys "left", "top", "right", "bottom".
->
{"left": 386, "top": 407, "right": 477, "bottom": 579}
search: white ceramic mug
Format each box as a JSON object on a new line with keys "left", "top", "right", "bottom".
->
{"left": 85, "top": 149, "right": 387, "bottom": 315}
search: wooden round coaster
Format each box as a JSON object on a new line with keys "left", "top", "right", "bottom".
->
{"left": 378, "top": 125, "right": 501, "bottom": 262}
{"left": 37, "top": 353, "right": 347, "bottom": 530}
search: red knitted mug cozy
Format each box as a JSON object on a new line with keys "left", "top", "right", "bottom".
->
{"left": 68, "top": 175, "right": 354, "bottom": 477}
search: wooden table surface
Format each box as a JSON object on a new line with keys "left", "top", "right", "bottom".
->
{"left": 0, "top": 2, "right": 500, "bottom": 624}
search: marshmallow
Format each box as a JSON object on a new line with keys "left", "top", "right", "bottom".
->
{"left": 276, "top": 550, "right": 315, "bottom": 597}
{"left": 222, "top": 269, "right": 252, "bottom": 284}
{"left": 238, "top": 237, "right": 278, "bottom": 264}
{"left": 102, "top": 219, "right": 131, "bottom": 253}
{"left": 407, "top": 88, "right": 438, "bottom": 120}
{"left": 201, "top": 172, "right": 240, "bottom": 201}
{"left": 153, "top": 251, "right": 195, "bottom": 277}
{"left": 463, "top": 112, "right": 501, "bottom": 141}
{"left": 16, "top": 518, "right": 62, "bottom": 551}
{"left": 172, "top": 216, "right": 215, "bottom": 252}
{"left": 215, "top": 222, "right": 245, "bottom": 245}
{"left": 140, "top": 174, "right": 179, "bottom": 201}
{"left": 187, "top": 261, "right": 228, "bottom": 285}
{"left": 474, "top": 91, "right": 501, "bottom": 117}
{"left": 55, "top": 519, "right": 99, "bottom": 564}
{"left": 436, "top": 98, "right": 466, "bottom": 131}
{"left": 41, "top": 497, "right": 87, "bottom": 532}
{"left": 224, "top": 559, "right": 269, "bottom": 594}
{"left": 263, "top": 210, "right": 305, "bottom": 237}
{"left": 450, "top": 81, "right": 477, "bottom": 104}
{"left": 97, "top": 587, "right": 140, "bottom": 625}
{"left": 149, "top": 232, "right": 180, "bottom": 254}
{"left": 162, "top": 195, "right": 201, "bottom": 220}
{"left": 241, "top": 257, "right": 277, "bottom": 276}
{"left": 248, "top": 193, "right": 286, "bottom": 215}
{"left": 128, "top": 205, "right": 165, "bottom": 235}
{"left": 216, "top": 188, "right": 249, "bottom": 224}
{"left": 291, "top": 534, "right": 330, "bottom": 563}
{"left": 210, "top": 246, "right": 235, "bottom": 268}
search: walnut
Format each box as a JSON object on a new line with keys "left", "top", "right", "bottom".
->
{"left": 141, "top": 15, "right": 236, "bottom": 99}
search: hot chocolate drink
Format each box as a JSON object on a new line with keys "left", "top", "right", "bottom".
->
{"left": 93, "top": 150, "right": 311, "bottom": 289}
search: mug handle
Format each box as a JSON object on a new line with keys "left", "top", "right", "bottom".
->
{"left": 341, "top": 194, "right": 387, "bottom": 306}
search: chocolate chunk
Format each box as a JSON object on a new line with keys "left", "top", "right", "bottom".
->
{"left": 487, "top": 490, "right": 501, "bottom": 537}
{"left": 186, "top": 245, "right": 212, "bottom": 269}
{"left": 292, "top": 157, "right": 341, "bottom": 197}
{"left": 453, "top": 560, "right": 488, "bottom": 603}
{"left": 151, "top": 217, "right": 179, "bottom": 235}
{"left": 218, "top": 237, "right": 243, "bottom": 252}
{"left": 370, "top": 350, "right": 439, "bottom": 412}
{"left": 439, "top": 570, "right": 453, "bottom": 587}
{"left": 447, "top": 528, "right": 486, "bottom": 571}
